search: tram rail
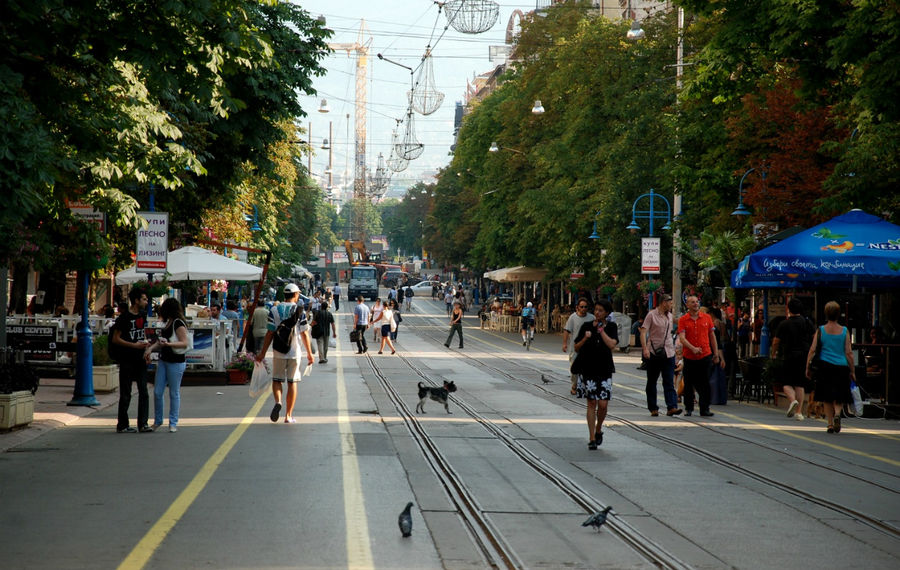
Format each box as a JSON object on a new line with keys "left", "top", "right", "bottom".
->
{"left": 398, "top": 306, "right": 900, "bottom": 548}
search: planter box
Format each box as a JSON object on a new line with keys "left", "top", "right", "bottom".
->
{"left": 92, "top": 364, "right": 120, "bottom": 393}
{"left": 0, "top": 390, "right": 35, "bottom": 430}
{"left": 226, "top": 369, "right": 250, "bottom": 385}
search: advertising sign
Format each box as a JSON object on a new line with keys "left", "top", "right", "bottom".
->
{"left": 641, "top": 237, "right": 661, "bottom": 274}
{"left": 185, "top": 328, "right": 215, "bottom": 365}
{"left": 136, "top": 212, "right": 169, "bottom": 272}
{"left": 66, "top": 199, "right": 106, "bottom": 233}
{"left": 6, "top": 324, "right": 58, "bottom": 362}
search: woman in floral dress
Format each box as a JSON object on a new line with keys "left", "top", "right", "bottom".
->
{"left": 572, "top": 299, "right": 618, "bottom": 449}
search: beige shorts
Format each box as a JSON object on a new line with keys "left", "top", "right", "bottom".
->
{"left": 272, "top": 358, "right": 302, "bottom": 383}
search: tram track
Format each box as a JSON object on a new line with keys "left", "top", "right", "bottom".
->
{"left": 360, "top": 331, "right": 699, "bottom": 567}
{"left": 398, "top": 309, "right": 900, "bottom": 545}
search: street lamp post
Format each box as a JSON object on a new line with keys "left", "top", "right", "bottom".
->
{"left": 731, "top": 166, "right": 766, "bottom": 217}
{"left": 626, "top": 189, "right": 672, "bottom": 309}
{"left": 627, "top": 6, "right": 685, "bottom": 315}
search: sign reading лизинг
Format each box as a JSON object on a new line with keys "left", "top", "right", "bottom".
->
{"left": 136, "top": 212, "right": 169, "bottom": 272}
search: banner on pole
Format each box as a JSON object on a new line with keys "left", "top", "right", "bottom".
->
{"left": 136, "top": 212, "right": 169, "bottom": 272}
{"left": 641, "top": 237, "right": 661, "bottom": 274}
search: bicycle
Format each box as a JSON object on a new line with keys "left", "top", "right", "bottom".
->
{"left": 521, "top": 318, "right": 535, "bottom": 351}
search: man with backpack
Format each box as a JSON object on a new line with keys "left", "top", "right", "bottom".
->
{"left": 254, "top": 283, "right": 314, "bottom": 424}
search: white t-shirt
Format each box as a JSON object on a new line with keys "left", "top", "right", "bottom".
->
{"left": 564, "top": 311, "right": 595, "bottom": 354}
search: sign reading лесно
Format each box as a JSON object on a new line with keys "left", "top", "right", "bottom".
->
{"left": 136, "top": 211, "right": 169, "bottom": 272}
{"left": 641, "top": 237, "right": 661, "bottom": 275}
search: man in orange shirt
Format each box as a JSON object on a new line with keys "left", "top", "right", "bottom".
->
{"left": 677, "top": 295, "right": 720, "bottom": 417}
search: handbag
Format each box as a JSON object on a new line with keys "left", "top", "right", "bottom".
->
{"left": 808, "top": 326, "right": 824, "bottom": 377}
{"left": 349, "top": 329, "right": 360, "bottom": 343}
{"left": 169, "top": 320, "right": 193, "bottom": 355}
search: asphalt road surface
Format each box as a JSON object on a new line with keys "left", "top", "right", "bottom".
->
{"left": 2, "top": 296, "right": 899, "bottom": 569}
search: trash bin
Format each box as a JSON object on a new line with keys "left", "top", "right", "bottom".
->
{"left": 709, "top": 361, "right": 728, "bottom": 405}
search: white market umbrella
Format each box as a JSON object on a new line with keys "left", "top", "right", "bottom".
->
{"left": 115, "top": 246, "right": 263, "bottom": 284}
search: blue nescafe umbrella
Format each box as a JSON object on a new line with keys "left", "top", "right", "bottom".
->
{"left": 731, "top": 209, "right": 900, "bottom": 289}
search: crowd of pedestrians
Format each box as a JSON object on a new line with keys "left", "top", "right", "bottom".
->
{"left": 107, "top": 272, "right": 865, "bottom": 441}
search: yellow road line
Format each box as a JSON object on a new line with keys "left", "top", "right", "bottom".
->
{"left": 715, "top": 410, "right": 900, "bottom": 466}
{"left": 117, "top": 394, "right": 268, "bottom": 570}
{"left": 336, "top": 342, "right": 374, "bottom": 569}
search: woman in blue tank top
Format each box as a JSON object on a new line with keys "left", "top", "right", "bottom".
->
{"left": 805, "top": 301, "right": 855, "bottom": 434}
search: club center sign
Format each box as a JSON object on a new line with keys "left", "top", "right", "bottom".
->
{"left": 136, "top": 212, "right": 169, "bottom": 272}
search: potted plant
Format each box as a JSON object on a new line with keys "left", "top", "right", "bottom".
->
{"left": 91, "top": 334, "right": 119, "bottom": 393}
{"left": 0, "top": 349, "right": 40, "bottom": 430}
{"left": 225, "top": 352, "right": 255, "bottom": 385}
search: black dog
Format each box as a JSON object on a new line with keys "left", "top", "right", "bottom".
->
{"left": 415, "top": 381, "right": 457, "bottom": 414}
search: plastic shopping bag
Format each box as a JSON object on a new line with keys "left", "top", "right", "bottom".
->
{"left": 850, "top": 380, "right": 864, "bottom": 417}
{"left": 249, "top": 360, "right": 272, "bottom": 398}
{"left": 328, "top": 336, "right": 337, "bottom": 348}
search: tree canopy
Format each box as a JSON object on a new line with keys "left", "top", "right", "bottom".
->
{"left": 1, "top": 0, "right": 332, "bottom": 282}
{"left": 423, "top": 0, "right": 898, "bottom": 304}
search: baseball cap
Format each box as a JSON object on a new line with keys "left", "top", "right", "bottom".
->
{"left": 526, "top": 302, "right": 533, "bottom": 308}
{"left": 284, "top": 283, "right": 300, "bottom": 294}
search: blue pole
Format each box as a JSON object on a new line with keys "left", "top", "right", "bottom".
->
{"left": 760, "top": 291, "right": 771, "bottom": 357}
{"left": 69, "top": 270, "right": 99, "bottom": 406}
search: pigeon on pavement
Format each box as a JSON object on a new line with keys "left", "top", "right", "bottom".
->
{"left": 541, "top": 374, "right": 551, "bottom": 384}
{"left": 398, "top": 502, "right": 414, "bottom": 537}
{"left": 582, "top": 506, "right": 613, "bottom": 531}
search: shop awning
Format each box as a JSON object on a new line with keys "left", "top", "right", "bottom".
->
{"left": 482, "top": 266, "right": 548, "bottom": 283}
{"left": 730, "top": 209, "right": 900, "bottom": 289}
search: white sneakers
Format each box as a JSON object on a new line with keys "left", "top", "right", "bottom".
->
{"left": 795, "top": 413, "right": 804, "bottom": 421}
{"left": 787, "top": 400, "right": 800, "bottom": 418}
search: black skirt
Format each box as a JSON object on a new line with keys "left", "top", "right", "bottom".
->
{"left": 814, "top": 361, "right": 851, "bottom": 403}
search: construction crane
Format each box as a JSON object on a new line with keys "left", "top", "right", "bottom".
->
{"left": 328, "top": 21, "right": 372, "bottom": 241}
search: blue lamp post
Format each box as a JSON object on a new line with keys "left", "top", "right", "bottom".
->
{"left": 731, "top": 167, "right": 766, "bottom": 217}
{"left": 626, "top": 189, "right": 672, "bottom": 309}
{"left": 68, "top": 268, "right": 99, "bottom": 406}
{"left": 588, "top": 210, "right": 601, "bottom": 240}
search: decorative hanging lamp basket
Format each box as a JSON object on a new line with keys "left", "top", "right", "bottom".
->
{"left": 386, "top": 129, "right": 409, "bottom": 173}
{"left": 409, "top": 52, "right": 445, "bottom": 115}
{"left": 444, "top": 0, "right": 500, "bottom": 35}
{"left": 395, "top": 110, "right": 424, "bottom": 161}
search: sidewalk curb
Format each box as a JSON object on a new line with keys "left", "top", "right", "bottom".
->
{"left": 1, "top": 379, "right": 119, "bottom": 452}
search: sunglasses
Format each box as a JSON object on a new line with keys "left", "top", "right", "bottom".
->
{"left": 577, "top": 305, "right": 588, "bottom": 309}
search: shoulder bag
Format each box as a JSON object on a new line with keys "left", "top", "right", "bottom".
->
{"left": 169, "top": 320, "right": 193, "bottom": 355}
{"left": 808, "top": 326, "right": 824, "bottom": 377}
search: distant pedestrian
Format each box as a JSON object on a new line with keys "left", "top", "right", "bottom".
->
{"left": 806, "top": 301, "right": 855, "bottom": 433}
{"left": 332, "top": 282, "right": 341, "bottom": 311}
{"left": 390, "top": 299, "right": 402, "bottom": 341}
{"left": 109, "top": 288, "right": 152, "bottom": 433}
{"left": 404, "top": 285, "right": 414, "bottom": 311}
{"left": 563, "top": 299, "right": 594, "bottom": 395}
{"left": 311, "top": 300, "right": 336, "bottom": 364}
{"left": 144, "top": 298, "right": 190, "bottom": 432}
{"left": 374, "top": 300, "right": 397, "bottom": 354}
{"left": 571, "top": 300, "right": 618, "bottom": 449}
{"left": 640, "top": 294, "right": 681, "bottom": 417}
{"left": 444, "top": 288, "right": 454, "bottom": 315}
{"left": 370, "top": 298, "right": 384, "bottom": 343}
{"left": 445, "top": 302, "right": 464, "bottom": 349}
{"left": 352, "top": 296, "right": 370, "bottom": 354}
{"left": 254, "top": 283, "right": 314, "bottom": 424}
{"left": 250, "top": 299, "right": 269, "bottom": 354}
{"left": 677, "top": 295, "right": 719, "bottom": 417}
{"left": 772, "top": 298, "right": 814, "bottom": 421}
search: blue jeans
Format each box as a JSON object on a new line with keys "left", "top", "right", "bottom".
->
{"left": 154, "top": 360, "right": 186, "bottom": 427}
{"left": 645, "top": 356, "right": 678, "bottom": 411}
